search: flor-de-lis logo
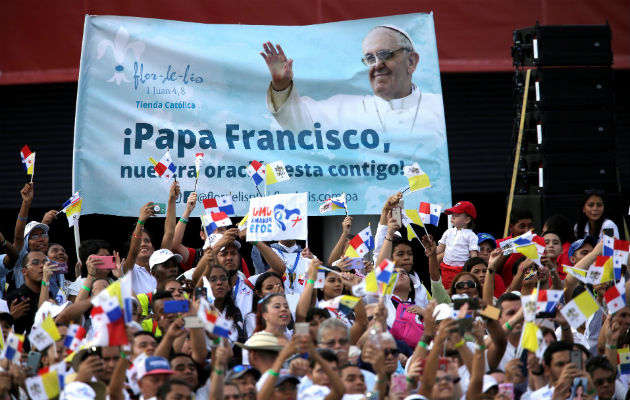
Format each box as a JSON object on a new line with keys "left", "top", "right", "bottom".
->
{"left": 97, "top": 26, "right": 145, "bottom": 84}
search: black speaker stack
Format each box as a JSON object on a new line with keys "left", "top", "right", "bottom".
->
{"left": 509, "top": 22, "right": 622, "bottom": 228}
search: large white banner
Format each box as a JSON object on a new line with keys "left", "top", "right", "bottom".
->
{"left": 74, "top": 13, "right": 451, "bottom": 216}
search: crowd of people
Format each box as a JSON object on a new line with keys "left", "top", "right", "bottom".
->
{"left": 0, "top": 181, "right": 628, "bottom": 400}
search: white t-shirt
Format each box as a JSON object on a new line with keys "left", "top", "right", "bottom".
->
{"left": 522, "top": 384, "right": 553, "bottom": 400}
{"left": 498, "top": 340, "right": 518, "bottom": 372}
{"left": 438, "top": 228, "right": 479, "bottom": 266}
{"left": 575, "top": 218, "right": 619, "bottom": 241}
{"left": 132, "top": 264, "right": 157, "bottom": 294}
{"left": 234, "top": 272, "right": 254, "bottom": 318}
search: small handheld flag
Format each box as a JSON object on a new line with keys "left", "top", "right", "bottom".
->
{"left": 403, "top": 162, "right": 431, "bottom": 193}
{"left": 203, "top": 196, "right": 235, "bottom": 216}
{"left": 61, "top": 191, "right": 82, "bottom": 228}
{"left": 28, "top": 315, "right": 61, "bottom": 351}
{"left": 318, "top": 295, "right": 360, "bottom": 316}
{"left": 1, "top": 332, "right": 24, "bottom": 363}
{"left": 265, "top": 160, "right": 290, "bottom": 185}
{"left": 535, "top": 289, "right": 563, "bottom": 314}
{"left": 25, "top": 370, "right": 60, "bottom": 400}
{"left": 21, "top": 145, "right": 36, "bottom": 182}
{"left": 345, "top": 226, "right": 373, "bottom": 258}
{"left": 63, "top": 324, "right": 87, "bottom": 355}
{"left": 319, "top": 193, "right": 347, "bottom": 215}
{"left": 418, "top": 202, "right": 441, "bottom": 226}
{"left": 246, "top": 160, "right": 266, "bottom": 186}
{"left": 560, "top": 290, "right": 600, "bottom": 329}
{"left": 604, "top": 278, "right": 626, "bottom": 315}
{"left": 375, "top": 259, "right": 395, "bottom": 285}
{"left": 193, "top": 152, "right": 204, "bottom": 191}
{"left": 149, "top": 150, "right": 177, "bottom": 180}
{"left": 194, "top": 153, "right": 204, "bottom": 178}
{"left": 201, "top": 212, "right": 232, "bottom": 236}
{"left": 197, "top": 299, "right": 233, "bottom": 337}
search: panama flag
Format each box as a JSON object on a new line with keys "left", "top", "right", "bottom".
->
{"left": 375, "top": 259, "right": 395, "bottom": 285}
{"left": 89, "top": 309, "right": 128, "bottom": 347}
{"left": 612, "top": 240, "right": 629, "bottom": 280}
{"left": 201, "top": 212, "right": 232, "bottom": 236}
{"left": 20, "top": 145, "right": 36, "bottom": 175}
{"left": 194, "top": 152, "right": 204, "bottom": 178}
{"left": 197, "top": 299, "right": 233, "bottom": 337}
{"left": 246, "top": 160, "right": 266, "bottom": 186}
{"left": 403, "top": 162, "right": 431, "bottom": 192}
{"left": 319, "top": 193, "right": 347, "bottom": 214}
{"left": 604, "top": 278, "right": 626, "bottom": 314}
{"left": 203, "top": 196, "right": 235, "bottom": 216}
{"left": 345, "top": 226, "right": 373, "bottom": 258}
{"left": 1, "top": 332, "right": 24, "bottom": 363}
{"left": 419, "top": 202, "right": 441, "bottom": 226}
{"left": 63, "top": 324, "right": 87, "bottom": 355}
{"left": 91, "top": 290, "right": 123, "bottom": 323}
{"left": 149, "top": 150, "right": 176, "bottom": 179}
{"left": 535, "top": 289, "right": 563, "bottom": 314}
{"left": 265, "top": 160, "right": 290, "bottom": 185}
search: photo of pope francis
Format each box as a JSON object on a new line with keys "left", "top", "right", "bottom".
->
{"left": 260, "top": 25, "right": 446, "bottom": 141}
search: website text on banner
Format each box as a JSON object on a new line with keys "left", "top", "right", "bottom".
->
{"left": 73, "top": 13, "right": 450, "bottom": 216}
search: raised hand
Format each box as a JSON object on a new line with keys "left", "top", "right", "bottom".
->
{"left": 169, "top": 181, "right": 181, "bottom": 201}
{"left": 421, "top": 235, "right": 436, "bottom": 257}
{"left": 307, "top": 258, "right": 322, "bottom": 281}
{"left": 261, "top": 42, "right": 293, "bottom": 91}
{"left": 186, "top": 191, "right": 197, "bottom": 212}
{"left": 384, "top": 192, "right": 403, "bottom": 211}
{"left": 139, "top": 201, "right": 156, "bottom": 222}
{"left": 342, "top": 216, "right": 353, "bottom": 236}
{"left": 41, "top": 210, "right": 58, "bottom": 226}
{"left": 20, "top": 182, "right": 34, "bottom": 204}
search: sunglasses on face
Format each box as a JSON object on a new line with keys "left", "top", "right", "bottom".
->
{"left": 384, "top": 348, "right": 399, "bottom": 357}
{"left": 30, "top": 233, "right": 49, "bottom": 240}
{"left": 361, "top": 48, "right": 409, "bottom": 67}
{"left": 455, "top": 280, "right": 477, "bottom": 290}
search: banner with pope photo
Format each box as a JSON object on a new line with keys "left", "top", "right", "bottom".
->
{"left": 73, "top": 13, "right": 451, "bottom": 216}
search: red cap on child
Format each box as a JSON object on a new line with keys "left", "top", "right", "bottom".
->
{"left": 444, "top": 201, "right": 477, "bottom": 220}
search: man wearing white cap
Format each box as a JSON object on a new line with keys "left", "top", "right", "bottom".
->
{"left": 261, "top": 25, "right": 445, "bottom": 140}
{"left": 149, "top": 249, "right": 183, "bottom": 291}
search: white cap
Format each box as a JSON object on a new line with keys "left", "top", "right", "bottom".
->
{"left": 24, "top": 221, "right": 49, "bottom": 237}
{"left": 203, "top": 233, "right": 241, "bottom": 251}
{"left": 60, "top": 382, "right": 95, "bottom": 400}
{"left": 376, "top": 24, "right": 415, "bottom": 51}
{"left": 433, "top": 303, "right": 454, "bottom": 321}
{"left": 149, "top": 249, "right": 183, "bottom": 270}
{"left": 482, "top": 375, "right": 499, "bottom": 392}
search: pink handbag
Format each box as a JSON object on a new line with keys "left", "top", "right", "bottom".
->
{"left": 390, "top": 302, "right": 424, "bottom": 348}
